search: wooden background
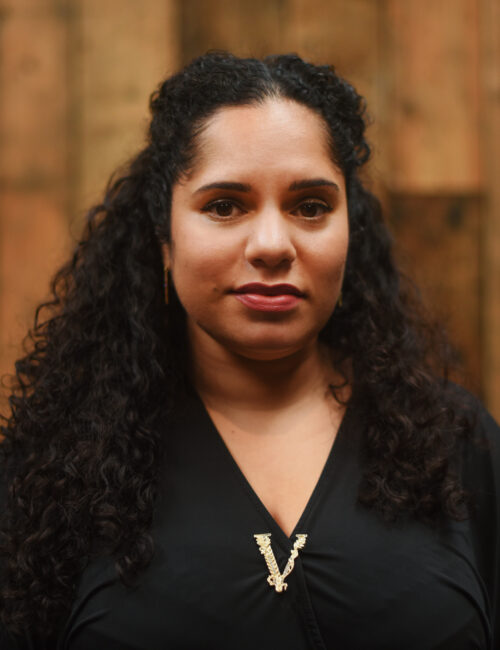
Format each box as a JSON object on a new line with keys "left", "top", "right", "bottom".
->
{"left": 0, "top": 0, "right": 498, "bottom": 417}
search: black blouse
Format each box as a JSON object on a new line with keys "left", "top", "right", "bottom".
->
{"left": 1, "top": 387, "right": 499, "bottom": 649}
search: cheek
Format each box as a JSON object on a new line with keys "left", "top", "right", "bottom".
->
{"left": 170, "top": 225, "right": 239, "bottom": 297}
{"left": 309, "top": 238, "right": 348, "bottom": 326}
{"left": 305, "top": 222, "right": 349, "bottom": 286}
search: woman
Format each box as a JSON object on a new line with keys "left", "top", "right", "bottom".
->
{"left": 0, "top": 51, "right": 498, "bottom": 649}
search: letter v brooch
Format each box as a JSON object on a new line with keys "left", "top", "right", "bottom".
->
{"left": 254, "top": 533, "right": 308, "bottom": 592}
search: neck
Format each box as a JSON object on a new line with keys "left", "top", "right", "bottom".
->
{"left": 188, "top": 324, "right": 341, "bottom": 413}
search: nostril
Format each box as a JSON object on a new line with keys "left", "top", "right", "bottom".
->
{"left": 248, "top": 253, "right": 295, "bottom": 271}
{"left": 245, "top": 231, "right": 296, "bottom": 268}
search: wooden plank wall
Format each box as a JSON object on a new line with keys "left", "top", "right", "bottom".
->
{"left": 0, "top": 0, "right": 71, "bottom": 391}
{"left": 0, "top": 0, "right": 176, "bottom": 408}
{"left": 479, "top": 0, "right": 500, "bottom": 410}
{"left": 1, "top": 0, "right": 498, "bottom": 415}
{"left": 76, "top": 0, "right": 179, "bottom": 212}
{"left": 384, "top": 0, "right": 483, "bottom": 395}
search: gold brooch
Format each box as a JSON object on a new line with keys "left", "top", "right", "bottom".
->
{"left": 254, "top": 533, "right": 308, "bottom": 592}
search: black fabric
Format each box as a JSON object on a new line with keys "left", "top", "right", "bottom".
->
{"left": 1, "top": 387, "right": 498, "bottom": 649}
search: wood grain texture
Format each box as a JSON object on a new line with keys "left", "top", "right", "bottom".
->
{"left": 0, "top": 0, "right": 71, "bottom": 385}
{"left": 0, "top": 0, "right": 179, "bottom": 399}
{"left": 76, "top": 0, "right": 178, "bottom": 215}
{"left": 179, "top": 0, "right": 290, "bottom": 63}
{"left": 389, "top": 194, "right": 482, "bottom": 394}
{"left": 479, "top": 0, "right": 500, "bottom": 415}
{"left": 385, "top": 0, "right": 481, "bottom": 193}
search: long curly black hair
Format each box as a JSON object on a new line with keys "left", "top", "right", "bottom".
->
{"left": 0, "top": 51, "right": 472, "bottom": 639}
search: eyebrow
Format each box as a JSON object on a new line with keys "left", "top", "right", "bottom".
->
{"left": 194, "top": 181, "right": 252, "bottom": 194}
{"left": 193, "top": 178, "right": 340, "bottom": 195}
{"left": 289, "top": 178, "right": 340, "bottom": 192}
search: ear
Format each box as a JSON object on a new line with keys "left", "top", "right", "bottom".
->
{"left": 161, "top": 242, "right": 171, "bottom": 269}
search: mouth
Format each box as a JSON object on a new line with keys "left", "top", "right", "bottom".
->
{"left": 232, "top": 283, "right": 305, "bottom": 297}
{"left": 231, "top": 283, "right": 304, "bottom": 312}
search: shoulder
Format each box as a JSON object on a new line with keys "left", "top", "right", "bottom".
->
{"left": 440, "top": 381, "right": 499, "bottom": 494}
{"left": 433, "top": 380, "right": 496, "bottom": 440}
{"left": 445, "top": 382, "right": 499, "bottom": 472}
{"left": 445, "top": 383, "right": 500, "bottom": 645}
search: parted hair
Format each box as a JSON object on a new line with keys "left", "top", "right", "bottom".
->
{"left": 0, "top": 51, "right": 471, "bottom": 639}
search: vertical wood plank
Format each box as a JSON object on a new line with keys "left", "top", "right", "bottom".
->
{"left": 479, "top": 0, "right": 500, "bottom": 414}
{"left": 285, "top": 0, "right": 380, "bottom": 90}
{"left": 179, "top": 0, "right": 290, "bottom": 64}
{"left": 382, "top": 0, "right": 486, "bottom": 405}
{"left": 0, "top": 0, "right": 71, "bottom": 386}
{"left": 389, "top": 195, "right": 482, "bottom": 392}
{"left": 385, "top": 0, "right": 481, "bottom": 193}
{"left": 75, "top": 0, "right": 179, "bottom": 215}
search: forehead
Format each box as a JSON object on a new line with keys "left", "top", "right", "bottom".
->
{"left": 187, "top": 99, "right": 337, "bottom": 180}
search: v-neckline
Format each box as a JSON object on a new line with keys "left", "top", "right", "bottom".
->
{"left": 193, "top": 390, "right": 354, "bottom": 552}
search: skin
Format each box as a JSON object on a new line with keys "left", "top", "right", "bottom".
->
{"left": 164, "top": 99, "right": 350, "bottom": 537}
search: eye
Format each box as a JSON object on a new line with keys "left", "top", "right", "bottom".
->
{"left": 293, "top": 200, "right": 331, "bottom": 219}
{"left": 202, "top": 199, "right": 245, "bottom": 219}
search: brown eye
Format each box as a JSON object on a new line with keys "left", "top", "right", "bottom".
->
{"left": 296, "top": 201, "right": 330, "bottom": 219}
{"left": 202, "top": 199, "right": 244, "bottom": 219}
{"left": 213, "top": 201, "right": 234, "bottom": 217}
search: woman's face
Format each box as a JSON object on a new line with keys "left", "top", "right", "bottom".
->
{"left": 165, "top": 99, "right": 349, "bottom": 361}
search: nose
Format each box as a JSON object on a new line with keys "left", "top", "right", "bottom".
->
{"left": 244, "top": 207, "right": 296, "bottom": 270}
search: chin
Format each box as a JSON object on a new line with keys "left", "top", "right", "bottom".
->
{"left": 223, "top": 334, "right": 316, "bottom": 361}
{"left": 235, "top": 348, "right": 301, "bottom": 362}
{"left": 189, "top": 316, "right": 321, "bottom": 361}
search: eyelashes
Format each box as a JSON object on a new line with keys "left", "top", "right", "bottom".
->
{"left": 201, "top": 198, "right": 332, "bottom": 221}
{"left": 293, "top": 201, "right": 331, "bottom": 219}
{"left": 202, "top": 199, "right": 242, "bottom": 218}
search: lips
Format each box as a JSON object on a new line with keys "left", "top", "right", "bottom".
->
{"left": 231, "top": 283, "right": 304, "bottom": 313}
{"left": 233, "top": 283, "right": 304, "bottom": 297}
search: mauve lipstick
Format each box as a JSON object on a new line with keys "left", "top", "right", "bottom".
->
{"left": 231, "top": 283, "right": 304, "bottom": 312}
